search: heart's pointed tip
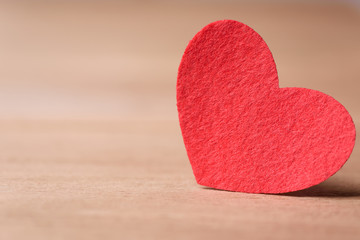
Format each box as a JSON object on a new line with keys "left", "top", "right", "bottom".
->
{"left": 196, "top": 178, "right": 319, "bottom": 194}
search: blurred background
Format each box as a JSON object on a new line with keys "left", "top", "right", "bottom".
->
{"left": 0, "top": 0, "right": 359, "bottom": 240}
{"left": 1, "top": 0, "right": 359, "bottom": 121}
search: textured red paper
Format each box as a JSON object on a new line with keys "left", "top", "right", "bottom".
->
{"left": 177, "top": 20, "right": 356, "bottom": 193}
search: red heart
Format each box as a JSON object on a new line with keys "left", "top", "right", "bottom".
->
{"left": 177, "top": 20, "right": 356, "bottom": 193}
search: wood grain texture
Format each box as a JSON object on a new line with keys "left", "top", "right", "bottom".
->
{"left": 0, "top": 1, "right": 359, "bottom": 240}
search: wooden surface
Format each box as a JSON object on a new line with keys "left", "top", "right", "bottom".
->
{"left": 0, "top": 1, "right": 360, "bottom": 239}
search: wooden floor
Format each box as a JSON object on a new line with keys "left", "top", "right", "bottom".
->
{"left": 0, "top": 1, "right": 359, "bottom": 239}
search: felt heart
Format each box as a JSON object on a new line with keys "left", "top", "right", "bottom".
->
{"left": 177, "top": 20, "right": 356, "bottom": 193}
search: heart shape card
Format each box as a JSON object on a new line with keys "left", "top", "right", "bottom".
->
{"left": 177, "top": 20, "right": 356, "bottom": 193}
